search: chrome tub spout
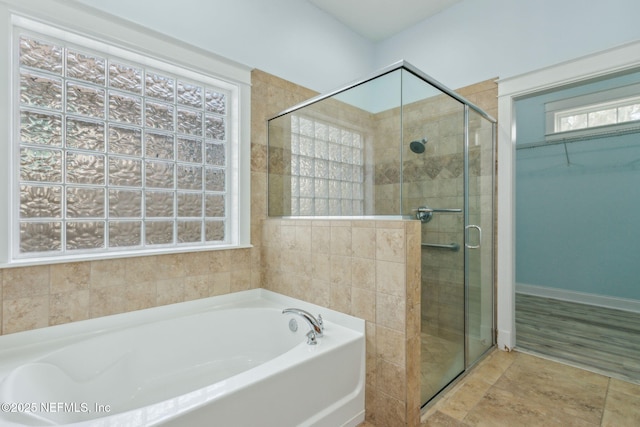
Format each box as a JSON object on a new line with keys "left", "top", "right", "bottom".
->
{"left": 282, "top": 308, "right": 324, "bottom": 345}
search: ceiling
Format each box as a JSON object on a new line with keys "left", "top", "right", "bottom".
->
{"left": 308, "top": 0, "right": 463, "bottom": 41}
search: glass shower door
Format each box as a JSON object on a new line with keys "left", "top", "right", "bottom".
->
{"left": 466, "top": 109, "right": 495, "bottom": 364}
{"left": 404, "top": 90, "right": 466, "bottom": 405}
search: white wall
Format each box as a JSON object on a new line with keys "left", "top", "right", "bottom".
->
{"left": 71, "top": 0, "right": 640, "bottom": 94}
{"left": 73, "top": 0, "right": 374, "bottom": 94}
{"left": 376, "top": 0, "right": 640, "bottom": 89}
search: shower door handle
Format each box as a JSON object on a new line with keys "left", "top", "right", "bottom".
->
{"left": 465, "top": 225, "right": 482, "bottom": 249}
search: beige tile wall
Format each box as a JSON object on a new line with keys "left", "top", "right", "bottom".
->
{"left": 0, "top": 250, "right": 254, "bottom": 334}
{"left": 262, "top": 218, "right": 421, "bottom": 427}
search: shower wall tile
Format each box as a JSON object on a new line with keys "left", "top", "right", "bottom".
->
{"left": 3, "top": 295, "right": 49, "bottom": 334}
{"left": 376, "top": 324, "right": 406, "bottom": 368}
{"left": 379, "top": 358, "right": 407, "bottom": 402}
{"left": 90, "top": 284, "right": 125, "bottom": 318}
{"left": 377, "top": 292, "right": 405, "bottom": 331}
{"left": 50, "top": 290, "right": 90, "bottom": 325}
{"left": 376, "top": 391, "right": 406, "bottom": 427}
{"left": 352, "top": 257, "right": 376, "bottom": 290}
{"left": 376, "top": 228, "right": 405, "bottom": 262}
{"left": 331, "top": 225, "right": 352, "bottom": 256}
{"left": 156, "top": 278, "right": 185, "bottom": 306}
{"left": 184, "top": 275, "right": 210, "bottom": 301}
{"left": 126, "top": 281, "right": 157, "bottom": 311}
{"left": 51, "top": 262, "right": 90, "bottom": 293}
{"left": 0, "top": 248, "right": 254, "bottom": 335}
{"left": 155, "top": 254, "right": 186, "bottom": 279}
{"left": 209, "top": 271, "right": 231, "bottom": 296}
{"left": 376, "top": 260, "right": 405, "bottom": 297}
{"left": 230, "top": 269, "right": 252, "bottom": 293}
{"left": 330, "top": 255, "right": 352, "bottom": 286}
{"left": 3, "top": 265, "right": 49, "bottom": 299}
{"left": 352, "top": 287, "right": 375, "bottom": 322}
{"left": 91, "top": 259, "right": 127, "bottom": 288}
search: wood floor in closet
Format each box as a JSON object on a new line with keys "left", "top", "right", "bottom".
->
{"left": 516, "top": 293, "right": 640, "bottom": 384}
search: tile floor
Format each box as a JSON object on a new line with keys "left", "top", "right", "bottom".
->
{"left": 360, "top": 349, "right": 640, "bottom": 426}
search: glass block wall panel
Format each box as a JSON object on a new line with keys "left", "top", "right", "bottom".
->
{"left": 177, "top": 192, "right": 202, "bottom": 217}
{"left": 178, "top": 221, "right": 202, "bottom": 243}
{"left": 66, "top": 152, "right": 105, "bottom": 185}
{"left": 20, "top": 222, "right": 62, "bottom": 252}
{"left": 66, "top": 221, "right": 105, "bottom": 250}
{"left": 145, "top": 72, "right": 174, "bottom": 102}
{"left": 20, "top": 148, "right": 62, "bottom": 183}
{"left": 109, "top": 157, "right": 142, "bottom": 187}
{"left": 109, "top": 92, "right": 142, "bottom": 125}
{"left": 145, "top": 132, "right": 175, "bottom": 160}
{"left": 206, "top": 194, "right": 225, "bottom": 217}
{"left": 20, "top": 110, "right": 62, "bottom": 147}
{"left": 109, "top": 221, "right": 141, "bottom": 247}
{"left": 109, "top": 126, "right": 142, "bottom": 156}
{"left": 205, "top": 167, "right": 225, "bottom": 191}
{"left": 178, "top": 138, "right": 203, "bottom": 163}
{"left": 108, "top": 190, "right": 142, "bottom": 218}
{"left": 66, "top": 187, "right": 105, "bottom": 218}
{"left": 177, "top": 108, "right": 203, "bottom": 136}
{"left": 145, "top": 101, "right": 174, "bottom": 131}
{"left": 20, "top": 37, "right": 63, "bottom": 74}
{"left": 146, "top": 161, "right": 174, "bottom": 188}
{"left": 66, "top": 118, "right": 104, "bottom": 151}
{"left": 20, "top": 185, "right": 62, "bottom": 218}
{"left": 205, "top": 116, "right": 225, "bottom": 140}
{"left": 145, "top": 221, "right": 174, "bottom": 245}
{"left": 205, "top": 90, "right": 226, "bottom": 114}
{"left": 288, "top": 115, "right": 364, "bottom": 216}
{"left": 205, "top": 142, "right": 225, "bottom": 166}
{"left": 21, "top": 72, "right": 62, "bottom": 110}
{"left": 146, "top": 191, "right": 174, "bottom": 218}
{"left": 205, "top": 220, "right": 225, "bottom": 241}
{"left": 109, "top": 62, "right": 142, "bottom": 94}
{"left": 178, "top": 81, "right": 202, "bottom": 108}
{"left": 66, "top": 50, "right": 105, "bottom": 84}
{"left": 16, "top": 31, "right": 230, "bottom": 257}
{"left": 177, "top": 165, "right": 203, "bottom": 190}
{"left": 66, "top": 83, "right": 105, "bottom": 118}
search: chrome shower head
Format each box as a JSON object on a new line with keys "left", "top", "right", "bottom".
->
{"left": 409, "top": 138, "right": 428, "bottom": 154}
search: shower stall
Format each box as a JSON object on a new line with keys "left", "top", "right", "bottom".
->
{"left": 267, "top": 61, "right": 496, "bottom": 408}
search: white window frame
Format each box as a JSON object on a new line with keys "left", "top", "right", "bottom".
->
{"left": 545, "top": 82, "right": 640, "bottom": 141}
{"left": 0, "top": 1, "right": 251, "bottom": 266}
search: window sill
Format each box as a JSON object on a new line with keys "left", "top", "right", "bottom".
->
{"left": 0, "top": 244, "right": 254, "bottom": 269}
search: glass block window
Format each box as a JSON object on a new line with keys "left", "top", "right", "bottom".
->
{"left": 16, "top": 33, "right": 229, "bottom": 257}
{"left": 290, "top": 115, "right": 364, "bottom": 216}
{"left": 554, "top": 95, "right": 640, "bottom": 132}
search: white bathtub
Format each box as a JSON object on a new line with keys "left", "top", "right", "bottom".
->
{"left": 0, "top": 289, "right": 365, "bottom": 427}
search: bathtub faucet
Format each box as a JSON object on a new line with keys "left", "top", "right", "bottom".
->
{"left": 282, "top": 308, "right": 324, "bottom": 345}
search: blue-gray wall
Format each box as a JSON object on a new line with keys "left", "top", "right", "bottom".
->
{"left": 515, "top": 71, "right": 640, "bottom": 300}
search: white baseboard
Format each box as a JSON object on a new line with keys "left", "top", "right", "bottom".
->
{"left": 516, "top": 283, "right": 640, "bottom": 314}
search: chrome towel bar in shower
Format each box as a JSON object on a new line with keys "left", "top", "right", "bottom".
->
{"left": 413, "top": 206, "right": 462, "bottom": 223}
{"left": 422, "top": 242, "right": 460, "bottom": 251}
{"left": 414, "top": 207, "right": 462, "bottom": 214}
